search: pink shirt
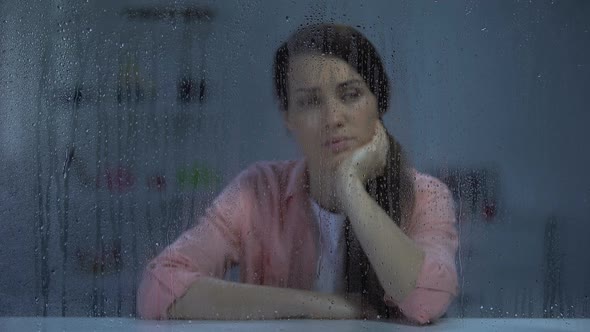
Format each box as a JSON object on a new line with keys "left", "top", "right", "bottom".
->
{"left": 137, "top": 159, "right": 459, "bottom": 324}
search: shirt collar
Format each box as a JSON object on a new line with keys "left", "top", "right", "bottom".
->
{"left": 285, "top": 158, "right": 309, "bottom": 201}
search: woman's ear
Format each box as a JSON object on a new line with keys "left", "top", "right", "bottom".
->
{"left": 282, "top": 111, "right": 293, "bottom": 132}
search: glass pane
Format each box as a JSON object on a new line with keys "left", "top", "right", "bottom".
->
{"left": 1, "top": 0, "right": 588, "bottom": 325}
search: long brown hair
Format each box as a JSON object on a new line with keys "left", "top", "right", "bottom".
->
{"left": 273, "top": 23, "right": 415, "bottom": 318}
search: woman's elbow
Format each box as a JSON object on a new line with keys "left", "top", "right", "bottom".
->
{"left": 136, "top": 270, "right": 175, "bottom": 320}
{"left": 401, "top": 304, "right": 445, "bottom": 325}
{"left": 136, "top": 302, "right": 163, "bottom": 320}
{"left": 136, "top": 287, "right": 167, "bottom": 320}
{"left": 395, "top": 288, "right": 454, "bottom": 325}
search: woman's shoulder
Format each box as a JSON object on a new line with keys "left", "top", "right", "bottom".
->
{"left": 409, "top": 168, "right": 454, "bottom": 207}
{"left": 404, "top": 169, "right": 457, "bottom": 232}
{"left": 239, "top": 160, "right": 300, "bottom": 181}
{"left": 232, "top": 159, "right": 302, "bottom": 193}
{"left": 243, "top": 159, "right": 300, "bottom": 174}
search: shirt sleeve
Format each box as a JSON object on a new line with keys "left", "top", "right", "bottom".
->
{"left": 136, "top": 170, "right": 254, "bottom": 320}
{"left": 384, "top": 175, "right": 459, "bottom": 324}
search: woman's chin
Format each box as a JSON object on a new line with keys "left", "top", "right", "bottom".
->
{"left": 314, "top": 151, "right": 351, "bottom": 170}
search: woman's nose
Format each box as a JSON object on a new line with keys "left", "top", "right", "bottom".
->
{"left": 322, "top": 99, "right": 345, "bottom": 128}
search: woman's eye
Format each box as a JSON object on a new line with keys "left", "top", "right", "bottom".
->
{"left": 341, "top": 89, "right": 361, "bottom": 102}
{"left": 297, "top": 96, "right": 321, "bottom": 108}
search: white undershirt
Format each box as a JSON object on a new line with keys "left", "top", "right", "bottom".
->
{"left": 309, "top": 198, "right": 347, "bottom": 294}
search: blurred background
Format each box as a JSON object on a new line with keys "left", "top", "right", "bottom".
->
{"left": 0, "top": 0, "right": 589, "bottom": 318}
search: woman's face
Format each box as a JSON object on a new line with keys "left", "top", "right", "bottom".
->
{"left": 284, "top": 54, "right": 380, "bottom": 174}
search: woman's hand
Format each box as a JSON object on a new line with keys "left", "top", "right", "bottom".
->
{"left": 335, "top": 121, "right": 389, "bottom": 198}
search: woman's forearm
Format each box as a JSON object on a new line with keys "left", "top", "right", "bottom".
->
{"left": 342, "top": 178, "right": 425, "bottom": 302}
{"left": 167, "top": 276, "right": 361, "bottom": 320}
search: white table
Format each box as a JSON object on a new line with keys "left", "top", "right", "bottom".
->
{"left": 0, "top": 317, "right": 588, "bottom": 331}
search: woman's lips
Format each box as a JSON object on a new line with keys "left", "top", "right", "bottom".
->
{"left": 324, "top": 137, "right": 353, "bottom": 153}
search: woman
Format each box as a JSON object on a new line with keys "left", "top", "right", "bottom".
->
{"left": 137, "top": 23, "right": 458, "bottom": 324}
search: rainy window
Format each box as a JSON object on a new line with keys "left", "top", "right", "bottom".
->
{"left": 0, "top": 0, "right": 588, "bottom": 326}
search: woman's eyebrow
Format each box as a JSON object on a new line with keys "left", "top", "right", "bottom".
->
{"left": 337, "top": 79, "right": 364, "bottom": 89}
{"left": 294, "top": 87, "right": 320, "bottom": 93}
{"left": 293, "top": 79, "right": 363, "bottom": 93}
